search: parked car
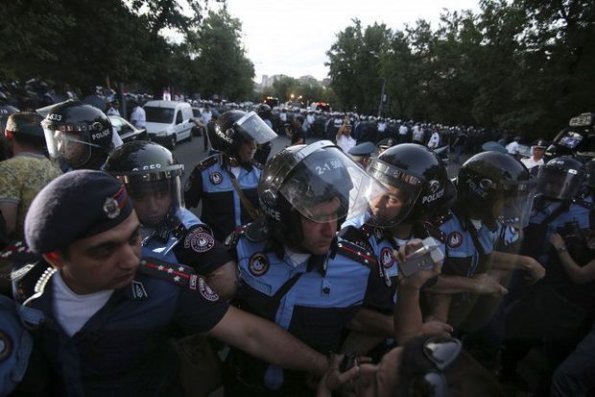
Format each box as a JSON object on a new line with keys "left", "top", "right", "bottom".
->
{"left": 108, "top": 115, "right": 147, "bottom": 143}
{"left": 143, "top": 100, "right": 194, "bottom": 149}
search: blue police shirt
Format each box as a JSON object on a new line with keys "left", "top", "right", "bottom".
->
{"left": 183, "top": 154, "right": 261, "bottom": 241}
{"left": 227, "top": 224, "right": 370, "bottom": 391}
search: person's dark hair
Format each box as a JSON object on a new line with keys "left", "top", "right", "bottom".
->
{"left": 6, "top": 112, "right": 46, "bottom": 149}
{"left": 290, "top": 131, "right": 305, "bottom": 145}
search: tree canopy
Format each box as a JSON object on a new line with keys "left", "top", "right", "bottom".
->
{"left": 326, "top": 0, "right": 595, "bottom": 138}
{"left": 0, "top": 0, "right": 253, "bottom": 100}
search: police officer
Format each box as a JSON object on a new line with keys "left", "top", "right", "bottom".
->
{"left": 428, "top": 151, "right": 544, "bottom": 331}
{"left": 184, "top": 110, "right": 277, "bottom": 242}
{"left": 41, "top": 100, "right": 116, "bottom": 171}
{"left": 104, "top": 140, "right": 237, "bottom": 299}
{"left": 224, "top": 140, "right": 384, "bottom": 396}
{"left": 347, "top": 141, "right": 376, "bottom": 169}
{"left": 11, "top": 170, "right": 329, "bottom": 396}
{"left": 254, "top": 104, "right": 274, "bottom": 165}
{"left": 340, "top": 144, "right": 461, "bottom": 353}
{"left": 500, "top": 157, "right": 593, "bottom": 388}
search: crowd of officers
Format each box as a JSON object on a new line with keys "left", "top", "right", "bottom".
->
{"left": 0, "top": 98, "right": 593, "bottom": 397}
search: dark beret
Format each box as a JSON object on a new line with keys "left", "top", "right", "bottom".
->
{"left": 348, "top": 141, "right": 376, "bottom": 157}
{"left": 25, "top": 170, "right": 133, "bottom": 254}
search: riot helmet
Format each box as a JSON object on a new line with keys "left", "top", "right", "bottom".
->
{"left": 41, "top": 100, "right": 114, "bottom": 169}
{"left": 535, "top": 156, "right": 586, "bottom": 201}
{"left": 258, "top": 140, "right": 386, "bottom": 250}
{"left": 367, "top": 143, "right": 457, "bottom": 227}
{"left": 215, "top": 110, "right": 277, "bottom": 163}
{"left": 104, "top": 141, "right": 184, "bottom": 227}
{"left": 256, "top": 103, "right": 272, "bottom": 120}
{"left": 457, "top": 151, "right": 535, "bottom": 227}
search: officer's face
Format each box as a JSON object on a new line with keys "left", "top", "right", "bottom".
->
{"left": 238, "top": 138, "right": 256, "bottom": 162}
{"left": 48, "top": 212, "right": 142, "bottom": 294}
{"left": 132, "top": 188, "right": 172, "bottom": 226}
{"left": 369, "top": 185, "right": 405, "bottom": 224}
{"left": 299, "top": 197, "right": 340, "bottom": 255}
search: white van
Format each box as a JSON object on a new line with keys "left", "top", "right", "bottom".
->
{"left": 143, "top": 100, "right": 194, "bottom": 149}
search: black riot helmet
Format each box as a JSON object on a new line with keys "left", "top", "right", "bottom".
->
{"left": 258, "top": 140, "right": 385, "bottom": 250}
{"left": 41, "top": 100, "right": 114, "bottom": 169}
{"left": 256, "top": 103, "right": 272, "bottom": 120}
{"left": 104, "top": 140, "right": 184, "bottom": 227}
{"left": 367, "top": 143, "right": 457, "bottom": 227}
{"left": 457, "top": 151, "right": 535, "bottom": 228}
{"left": 214, "top": 110, "right": 277, "bottom": 162}
{"left": 535, "top": 156, "right": 586, "bottom": 201}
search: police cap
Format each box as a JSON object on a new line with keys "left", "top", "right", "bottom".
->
{"left": 348, "top": 141, "right": 376, "bottom": 157}
{"left": 25, "top": 170, "right": 133, "bottom": 254}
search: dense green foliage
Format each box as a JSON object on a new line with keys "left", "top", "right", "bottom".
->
{"left": 0, "top": 0, "right": 254, "bottom": 100}
{"left": 326, "top": 0, "right": 595, "bottom": 138}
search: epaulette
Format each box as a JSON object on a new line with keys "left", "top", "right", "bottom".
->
{"left": 12, "top": 261, "right": 55, "bottom": 306}
{"left": 0, "top": 241, "right": 41, "bottom": 266}
{"left": 194, "top": 155, "right": 219, "bottom": 172}
{"left": 420, "top": 220, "right": 447, "bottom": 243}
{"left": 224, "top": 220, "right": 269, "bottom": 249}
{"left": 336, "top": 240, "right": 378, "bottom": 269}
{"left": 138, "top": 257, "right": 202, "bottom": 290}
{"left": 338, "top": 225, "right": 373, "bottom": 252}
{"left": 336, "top": 240, "right": 393, "bottom": 286}
{"left": 224, "top": 226, "right": 245, "bottom": 249}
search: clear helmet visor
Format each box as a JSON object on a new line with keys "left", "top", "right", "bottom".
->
{"left": 116, "top": 171, "right": 184, "bottom": 227}
{"left": 364, "top": 158, "right": 424, "bottom": 227}
{"left": 277, "top": 146, "right": 387, "bottom": 223}
{"left": 42, "top": 121, "right": 103, "bottom": 169}
{"left": 497, "top": 179, "right": 536, "bottom": 227}
{"left": 536, "top": 166, "right": 583, "bottom": 200}
{"left": 233, "top": 111, "right": 278, "bottom": 144}
{"left": 43, "top": 128, "right": 93, "bottom": 169}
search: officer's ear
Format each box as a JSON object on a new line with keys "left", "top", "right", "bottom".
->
{"left": 42, "top": 250, "right": 65, "bottom": 269}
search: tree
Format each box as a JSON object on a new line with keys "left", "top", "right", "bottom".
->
{"left": 188, "top": 7, "right": 254, "bottom": 100}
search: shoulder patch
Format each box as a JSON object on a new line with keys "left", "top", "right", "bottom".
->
{"left": 446, "top": 231, "right": 464, "bottom": 248}
{"left": 183, "top": 226, "right": 215, "bottom": 253}
{"left": 248, "top": 252, "right": 269, "bottom": 277}
{"left": 198, "top": 277, "right": 219, "bottom": 301}
{"left": 209, "top": 171, "right": 224, "bottom": 185}
{"left": 139, "top": 258, "right": 200, "bottom": 290}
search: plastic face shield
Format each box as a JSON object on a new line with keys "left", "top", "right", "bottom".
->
{"left": 43, "top": 127, "right": 92, "bottom": 168}
{"left": 233, "top": 111, "right": 277, "bottom": 144}
{"left": 497, "top": 179, "right": 536, "bottom": 227}
{"left": 364, "top": 158, "right": 424, "bottom": 227}
{"left": 275, "top": 142, "right": 387, "bottom": 223}
{"left": 536, "top": 165, "right": 583, "bottom": 201}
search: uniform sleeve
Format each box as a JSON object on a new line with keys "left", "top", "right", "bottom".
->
{"left": 173, "top": 224, "right": 233, "bottom": 275}
{"left": 174, "top": 278, "right": 230, "bottom": 333}
{"left": 183, "top": 166, "right": 204, "bottom": 209}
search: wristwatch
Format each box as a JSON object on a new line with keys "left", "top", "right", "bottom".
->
{"left": 556, "top": 246, "right": 567, "bottom": 253}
